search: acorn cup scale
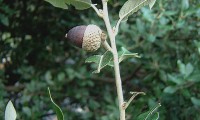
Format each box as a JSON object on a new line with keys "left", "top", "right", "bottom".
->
{"left": 65, "top": 25, "right": 105, "bottom": 52}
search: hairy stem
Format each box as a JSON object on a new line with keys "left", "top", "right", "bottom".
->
{"left": 102, "top": 0, "right": 125, "bottom": 120}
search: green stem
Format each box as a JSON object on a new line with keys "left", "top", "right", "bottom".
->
{"left": 102, "top": 0, "right": 125, "bottom": 120}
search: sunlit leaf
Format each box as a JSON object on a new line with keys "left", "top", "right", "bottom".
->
{"left": 119, "top": 0, "right": 156, "bottom": 21}
{"left": 5, "top": 101, "right": 17, "bottom": 120}
{"left": 48, "top": 88, "right": 64, "bottom": 120}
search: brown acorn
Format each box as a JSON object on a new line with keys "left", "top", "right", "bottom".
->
{"left": 65, "top": 25, "right": 105, "bottom": 52}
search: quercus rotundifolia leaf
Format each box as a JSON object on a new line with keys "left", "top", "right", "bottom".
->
{"left": 45, "top": 0, "right": 92, "bottom": 10}
{"left": 45, "top": 0, "right": 69, "bottom": 9}
{"left": 5, "top": 101, "right": 17, "bottom": 120}
{"left": 118, "top": 47, "right": 140, "bottom": 62}
{"left": 119, "top": 0, "right": 156, "bottom": 21}
{"left": 108, "top": 47, "right": 140, "bottom": 66}
{"left": 136, "top": 103, "right": 161, "bottom": 120}
{"left": 85, "top": 51, "right": 113, "bottom": 73}
{"left": 68, "top": 0, "right": 92, "bottom": 10}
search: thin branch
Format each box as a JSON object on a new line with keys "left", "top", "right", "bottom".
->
{"left": 102, "top": 40, "right": 113, "bottom": 52}
{"left": 5, "top": 84, "right": 25, "bottom": 92}
{"left": 115, "top": 18, "right": 123, "bottom": 35}
{"left": 124, "top": 92, "right": 146, "bottom": 109}
{"left": 90, "top": 4, "right": 103, "bottom": 18}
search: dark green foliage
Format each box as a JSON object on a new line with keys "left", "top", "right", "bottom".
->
{"left": 0, "top": 0, "right": 200, "bottom": 119}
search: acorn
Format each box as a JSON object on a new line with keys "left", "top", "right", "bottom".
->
{"left": 65, "top": 25, "right": 105, "bottom": 52}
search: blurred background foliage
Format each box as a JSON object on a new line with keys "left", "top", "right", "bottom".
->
{"left": 0, "top": 0, "right": 200, "bottom": 119}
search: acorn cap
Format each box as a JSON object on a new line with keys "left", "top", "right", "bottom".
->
{"left": 82, "top": 25, "right": 102, "bottom": 52}
{"left": 66, "top": 24, "right": 103, "bottom": 52}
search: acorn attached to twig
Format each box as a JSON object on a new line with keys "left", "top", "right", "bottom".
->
{"left": 65, "top": 25, "right": 106, "bottom": 52}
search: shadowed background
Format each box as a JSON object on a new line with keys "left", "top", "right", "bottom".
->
{"left": 0, "top": 0, "right": 200, "bottom": 119}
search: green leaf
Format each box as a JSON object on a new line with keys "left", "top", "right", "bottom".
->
{"left": 5, "top": 101, "right": 17, "bottom": 120}
{"left": 185, "top": 63, "right": 194, "bottom": 77}
{"left": 182, "top": 0, "right": 189, "bottom": 10}
{"left": 136, "top": 103, "right": 161, "bottom": 120}
{"left": 85, "top": 48, "right": 139, "bottom": 72}
{"left": 149, "top": 0, "right": 156, "bottom": 9}
{"left": 45, "top": 0, "right": 92, "bottom": 10}
{"left": 167, "top": 74, "right": 183, "bottom": 85}
{"left": 85, "top": 51, "right": 113, "bottom": 73}
{"left": 118, "top": 47, "right": 140, "bottom": 63}
{"left": 177, "top": 60, "right": 186, "bottom": 75}
{"left": 119, "top": 0, "right": 156, "bottom": 21}
{"left": 177, "top": 60, "right": 194, "bottom": 78}
{"left": 68, "top": 0, "right": 92, "bottom": 10}
{"left": 0, "top": 14, "right": 9, "bottom": 26}
{"left": 191, "top": 97, "right": 200, "bottom": 107}
{"left": 45, "top": 0, "right": 69, "bottom": 9}
{"left": 48, "top": 88, "right": 64, "bottom": 120}
{"left": 163, "top": 86, "right": 177, "bottom": 94}
{"left": 85, "top": 55, "right": 101, "bottom": 63}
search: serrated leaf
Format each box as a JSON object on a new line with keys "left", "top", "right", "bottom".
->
{"left": 45, "top": 0, "right": 92, "bottom": 10}
{"left": 5, "top": 101, "right": 17, "bottom": 120}
{"left": 119, "top": 0, "right": 156, "bottom": 21}
{"left": 85, "top": 51, "right": 113, "bottom": 73}
{"left": 48, "top": 88, "right": 64, "bottom": 120}
{"left": 118, "top": 47, "right": 140, "bottom": 63}
{"left": 137, "top": 103, "right": 161, "bottom": 120}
